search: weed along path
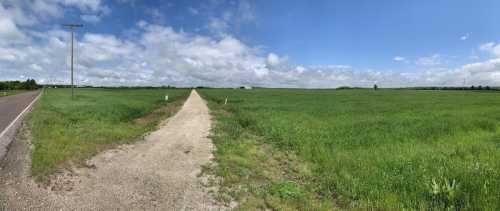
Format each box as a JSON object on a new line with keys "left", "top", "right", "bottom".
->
{"left": 0, "top": 90, "right": 222, "bottom": 210}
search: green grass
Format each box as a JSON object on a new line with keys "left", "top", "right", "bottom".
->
{"left": 0, "top": 90, "right": 30, "bottom": 97}
{"left": 198, "top": 88, "right": 500, "bottom": 210}
{"left": 29, "top": 88, "right": 190, "bottom": 180}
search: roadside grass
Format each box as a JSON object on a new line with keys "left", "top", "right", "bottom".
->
{"left": 198, "top": 89, "right": 500, "bottom": 210}
{"left": 28, "top": 88, "right": 190, "bottom": 181}
{"left": 0, "top": 90, "right": 30, "bottom": 97}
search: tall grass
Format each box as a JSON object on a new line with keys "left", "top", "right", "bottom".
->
{"left": 29, "top": 88, "right": 190, "bottom": 180}
{"left": 199, "top": 89, "right": 500, "bottom": 210}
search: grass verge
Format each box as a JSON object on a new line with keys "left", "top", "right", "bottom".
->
{"left": 28, "top": 88, "right": 190, "bottom": 181}
{"left": 199, "top": 88, "right": 500, "bottom": 210}
{"left": 199, "top": 90, "right": 333, "bottom": 210}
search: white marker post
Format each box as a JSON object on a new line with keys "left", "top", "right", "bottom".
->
{"left": 165, "top": 95, "right": 169, "bottom": 101}
{"left": 224, "top": 97, "right": 227, "bottom": 105}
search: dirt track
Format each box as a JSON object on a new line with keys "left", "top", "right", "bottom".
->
{"left": 0, "top": 90, "right": 223, "bottom": 210}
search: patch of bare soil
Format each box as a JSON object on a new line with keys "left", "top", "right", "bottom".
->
{"left": 135, "top": 99, "right": 185, "bottom": 126}
{"left": 0, "top": 90, "right": 226, "bottom": 210}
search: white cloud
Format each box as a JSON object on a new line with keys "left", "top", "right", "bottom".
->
{"left": 236, "top": 0, "right": 255, "bottom": 23}
{"left": 188, "top": 7, "right": 199, "bottom": 15}
{"left": 81, "top": 14, "right": 101, "bottom": 23}
{"left": 416, "top": 54, "right": 442, "bottom": 66}
{"left": 479, "top": 42, "right": 500, "bottom": 57}
{"left": 203, "top": 0, "right": 256, "bottom": 35}
{"left": 208, "top": 18, "right": 229, "bottom": 34}
{"left": 148, "top": 8, "right": 166, "bottom": 23}
{"left": 0, "top": 2, "right": 36, "bottom": 26}
{"left": 0, "top": 4, "right": 34, "bottom": 47}
{"left": 322, "top": 65, "right": 351, "bottom": 69}
{"left": 30, "top": 63, "right": 43, "bottom": 71}
{"left": 0, "top": 48, "right": 17, "bottom": 61}
{"left": 460, "top": 33, "right": 470, "bottom": 41}
{"left": 116, "top": 0, "right": 137, "bottom": 5}
{"left": 266, "top": 53, "right": 282, "bottom": 67}
{"left": 0, "top": 0, "right": 110, "bottom": 42}
{"left": 3, "top": 18, "right": 500, "bottom": 88}
{"left": 31, "top": 0, "right": 63, "bottom": 18}
{"left": 0, "top": 14, "right": 27, "bottom": 42}
{"left": 393, "top": 56, "right": 406, "bottom": 62}
{"left": 60, "top": 0, "right": 104, "bottom": 13}
{"left": 1, "top": 0, "right": 109, "bottom": 26}
{"left": 2, "top": 1, "right": 500, "bottom": 88}
{"left": 295, "top": 66, "right": 306, "bottom": 73}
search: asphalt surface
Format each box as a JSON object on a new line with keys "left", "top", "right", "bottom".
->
{"left": 0, "top": 90, "right": 40, "bottom": 134}
{"left": 0, "top": 90, "right": 40, "bottom": 160}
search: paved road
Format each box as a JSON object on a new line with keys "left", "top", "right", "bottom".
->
{"left": 0, "top": 90, "right": 40, "bottom": 134}
{"left": 0, "top": 90, "right": 41, "bottom": 160}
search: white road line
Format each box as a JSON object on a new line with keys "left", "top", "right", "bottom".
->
{"left": 0, "top": 91, "right": 42, "bottom": 139}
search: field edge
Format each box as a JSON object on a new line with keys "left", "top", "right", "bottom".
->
{"left": 198, "top": 90, "right": 336, "bottom": 210}
{"left": 28, "top": 88, "right": 190, "bottom": 182}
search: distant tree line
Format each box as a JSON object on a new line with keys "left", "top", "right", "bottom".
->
{"left": 105, "top": 85, "right": 179, "bottom": 89}
{"left": 0, "top": 79, "right": 39, "bottom": 90}
{"left": 336, "top": 86, "right": 366, "bottom": 90}
{"left": 401, "top": 86, "right": 499, "bottom": 91}
{"left": 44, "top": 84, "right": 179, "bottom": 89}
{"left": 335, "top": 85, "right": 499, "bottom": 91}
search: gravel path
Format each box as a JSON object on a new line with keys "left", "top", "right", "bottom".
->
{"left": 0, "top": 90, "right": 223, "bottom": 210}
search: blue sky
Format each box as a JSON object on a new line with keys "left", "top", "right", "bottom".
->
{"left": 90, "top": 0, "right": 500, "bottom": 68}
{"left": 1, "top": 0, "right": 500, "bottom": 87}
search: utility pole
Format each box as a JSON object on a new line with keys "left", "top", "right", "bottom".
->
{"left": 63, "top": 24, "right": 83, "bottom": 99}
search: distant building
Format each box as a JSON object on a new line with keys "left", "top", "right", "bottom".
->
{"left": 241, "top": 86, "right": 252, "bottom": 90}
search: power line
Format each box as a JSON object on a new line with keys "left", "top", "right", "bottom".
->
{"left": 63, "top": 24, "right": 83, "bottom": 99}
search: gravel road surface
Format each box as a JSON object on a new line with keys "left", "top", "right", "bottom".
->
{"left": 0, "top": 90, "right": 224, "bottom": 210}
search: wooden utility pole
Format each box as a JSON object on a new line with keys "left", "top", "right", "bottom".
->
{"left": 63, "top": 24, "right": 83, "bottom": 99}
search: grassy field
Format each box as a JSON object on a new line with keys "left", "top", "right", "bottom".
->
{"left": 198, "top": 89, "right": 500, "bottom": 210}
{"left": 29, "top": 88, "right": 190, "bottom": 180}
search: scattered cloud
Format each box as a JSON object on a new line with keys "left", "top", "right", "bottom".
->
{"left": 1, "top": 0, "right": 109, "bottom": 25}
{"left": 236, "top": 0, "right": 256, "bottom": 23}
{"left": 416, "top": 54, "right": 442, "bottom": 66}
{"left": 479, "top": 42, "right": 500, "bottom": 57}
{"left": 116, "top": 0, "right": 137, "bottom": 6}
{"left": 31, "top": 0, "right": 64, "bottom": 18}
{"left": 460, "top": 33, "right": 470, "bottom": 41}
{"left": 61, "top": 0, "right": 107, "bottom": 13}
{"left": 208, "top": 18, "right": 229, "bottom": 34}
{"left": 202, "top": 0, "right": 256, "bottom": 35}
{"left": 0, "top": 13, "right": 27, "bottom": 43}
{"left": 81, "top": 15, "right": 101, "bottom": 23}
{"left": 393, "top": 56, "right": 407, "bottom": 62}
{"left": 266, "top": 53, "right": 283, "bottom": 67}
{"left": 0, "top": 2, "right": 37, "bottom": 26}
{"left": 188, "top": 7, "right": 199, "bottom": 15}
{"left": 2, "top": 1, "right": 500, "bottom": 88}
{"left": 148, "top": 8, "right": 166, "bottom": 23}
